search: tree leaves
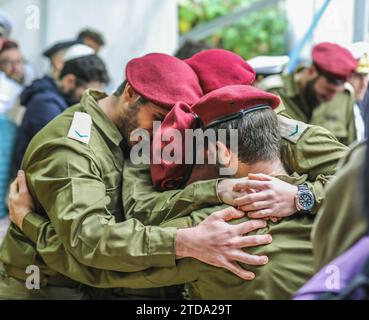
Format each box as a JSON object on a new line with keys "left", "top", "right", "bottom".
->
{"left": 179, "top": 0, "right": 288, "bottom": 59}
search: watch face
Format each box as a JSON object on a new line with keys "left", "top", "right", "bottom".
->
{"left": 298, "top": 192, "right": 314, "bottom": 211}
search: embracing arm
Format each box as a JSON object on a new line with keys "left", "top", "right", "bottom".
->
{"left": 9, "top": 169, "right": 271, "bottom": 286}
{"left": 122, "top": 161, "right": 221, "bottom": 224}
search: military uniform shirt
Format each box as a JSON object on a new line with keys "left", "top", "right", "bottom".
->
{"left": 0, "top": 89, "right": 223, "bottom": 287}
{"left": 260, "top": 69, "right": 357, "bottom": 146}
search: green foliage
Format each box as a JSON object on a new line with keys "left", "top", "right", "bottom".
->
{"left": 179, "top": 0, "right": 288, "bottom": 59}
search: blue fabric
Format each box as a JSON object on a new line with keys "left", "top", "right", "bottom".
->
{"left": 15, "top": 76, "right": 68, "bottom": 169}
{"left": 0, "top": 115, "right": 17, "bottom": 218}
{"left": 358, "top": 88, "right": 369, "bottom": 138}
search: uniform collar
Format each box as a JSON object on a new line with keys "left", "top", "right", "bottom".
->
{"left": 283, "top": 70, "right": 300, "bottom": 98}
{"left": 81, "top": 89, "right": 123, "bottom": 147}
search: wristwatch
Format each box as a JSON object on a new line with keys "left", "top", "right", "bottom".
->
{"left": 295, "top": 184, "right": 315, "bottom": 213}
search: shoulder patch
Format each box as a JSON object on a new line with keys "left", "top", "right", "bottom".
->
{"left": 344, "top": 82, "right": 354, "bottom": 94}
{"left": 259, "top": 74, "right": 284, "bottom": 91}
{"left": 67, "top": 112, "right": 92, "bottom": 144}
{"left": 277, "top": 115, "right": 309, "bottom": 144}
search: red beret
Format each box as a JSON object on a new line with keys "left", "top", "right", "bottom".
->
{"left": 312, "top": 42, "right": 358, "bottom": 82}
{"left": 0, "top": 40, "right": 18, "bottom": 53}
{"left": 185, "top": 49, "right": 256, "bottom": 94}
{"left": 126, "top": 53, "right": 203, "bottom": 109}
{"left": 150, "top": 85, "right": 280, "bottom": 190}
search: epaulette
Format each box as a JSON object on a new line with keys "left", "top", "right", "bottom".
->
{"left": 278, "top": 115, "right": 309, "bottom": 144}
{"left": 67, "top": 112, "right": 92, "bottom": 144}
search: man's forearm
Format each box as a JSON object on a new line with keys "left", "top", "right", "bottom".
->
{"left": 123, "top": 162, "right": 222, "bottom": 225}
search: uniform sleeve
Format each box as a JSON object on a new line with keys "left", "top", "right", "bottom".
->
{"left": 347, "top": 102, "right": 357, "bottom": 146}
{"left": 311, "top": 144, "right": 367, "bottom": 271}
{"left": 280, "top": 125, "right": 349, "bottom": 214}
{"left": 23, "top": 141, "right": 177, "bottom": 273}
{"left": 20, "top": 203, "right": 209, "bottom": 288}
{"left": 122, "top": 161, "right": 222, "bottom": 225}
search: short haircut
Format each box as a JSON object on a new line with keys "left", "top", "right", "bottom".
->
{"left": 210, "top": 108, "right": 281, "bottom": 165}
{"left": 59, "top": 54, "right": 109, "bottom": 85}
{"left": 113, "top": 80, "right": 149, "bottom": 104}
{"left": 175, "top": 40, "right": 211, "bottom": 60}
{"left": 78, "top": 29, "right": 105, "bottom": 46}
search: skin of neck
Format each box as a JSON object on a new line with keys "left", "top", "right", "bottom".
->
{"left": 187, "top": 157, "right": 287, "bottom": 185}
{"left": 235, "top": 159, "right": 287, "bottom": 178}
{"left": 98, "top": 94, "right": 126, "bottom": 133}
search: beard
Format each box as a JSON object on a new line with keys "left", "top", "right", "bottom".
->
{"left": 119, "top": 101, "right": 140, "bottom": 147}
{"left": 63, "top": 89, "right": 80, "bottom": 106}
{"left": 304, "top": 78, "right": 320, "bottom": 108}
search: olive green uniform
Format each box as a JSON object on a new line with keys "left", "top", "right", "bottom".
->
{"left": 312, "top": 142, "right": 368, "bottom": 271}
{"left": 260, "top": 69, "right": 357, "bottom": 146}
{"left": 1, "top": 110, "right": 349, "bottom": 299}
{"left": 152, "top": 174, "right": 314, "bottom": 300}
{"left": 0, "top": 90, "right": 221, "bottom": 299}
{"left": 12, "top": 174, "right": 314, "bottom": 300}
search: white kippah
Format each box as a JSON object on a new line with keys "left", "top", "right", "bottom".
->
{"left": 247, "top": 56, "right": 290, "bottom": 75}
{"left": 0, "top": 10, "right": 13, "bottom": 35}
{"left": 348, "top": 42, "right": 369, "bottom": 60}
{"left": 63, "top": 44, "right": 95, "bottom": 62}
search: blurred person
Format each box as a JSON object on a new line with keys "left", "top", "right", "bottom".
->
{"left": 174, "top": 40, "right": 211, "bottom": 60}
{"left": 0, "top": 40, "right": 25, "bottom": 85}
{"left": 248, "top": 55, "right": 289, "bottom": 87}
{"left": 42, "top": 39, "right": 78, "bottom": 79}
{"left": 0, "top": 10, "right": 12, "bottom": 49}
{"left": 15, "top": 45, "right": 109, "bottom": 169}
{"left": 260, "top": 42, "right": 358, "bottom": 146}
{"left": 295, "top": 138, "right": 369, "bottom": 299}
{"left": 77, "top": 28, "right": 105, "bottom": 53}
{"left": 0, "top": 40, "right": 37, "bottom": 87}
{"left": 347, "top": 42, "right": 369, "bottom": 142}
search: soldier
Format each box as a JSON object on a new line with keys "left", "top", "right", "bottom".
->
{"left": 348, "top": 42, "right": 369, "bottom": 142}
{"left": 311, "top": 141, "right": 367, "bottom": 271}
{"left": 5, "top": 50, "right": 349, "bottom": 298}
{"left": 259, "top": 42, "right": 358, "bottom": 146}
{"left": 8, "top": 85, "right": 316, "bottom": 299}
{"left": 294, "top": 140, "right": 369, "bottom": 299}
{"left": 0, "top": 52, "right": 272, "bottom": 300}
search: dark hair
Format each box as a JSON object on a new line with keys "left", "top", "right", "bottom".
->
{"left": 0, "top": 40, "right": 19, "bottom": 54}
{"left": 78, "top": 29, "right": 105, "bottom": 46}
{"left": 59, "top": 54, "right": 109, "bottom": 85}
{"left": 114, "top": 80, "right": 128, "bottom": 97}
{"left": 113, "top": 80, "right": 149, "bottom": 104}
{"left": 210, "top": 108, "right": 281, "bottom": 165}
{"left": 175, "top": 40, "right": 211, "bottom": 60}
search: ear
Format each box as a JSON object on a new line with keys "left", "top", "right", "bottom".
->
{"left": 307, "top": 65, "right": 318, "bottom": 78}
{"left": 216, "top": 141, "right": 232, "bottom": 167}
{"left": 123, "top": 82, "right": 140, "bottom": 103}
{"left": 61, "top": 73, "right": 76, "bottom": 90}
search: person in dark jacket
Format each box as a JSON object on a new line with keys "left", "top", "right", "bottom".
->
{"left": 15, "top": 46, "right": 109, "bottom": 169}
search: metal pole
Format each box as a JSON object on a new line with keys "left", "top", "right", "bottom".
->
{"left": 353, "top": 0, "right": 369, "bottom": 42}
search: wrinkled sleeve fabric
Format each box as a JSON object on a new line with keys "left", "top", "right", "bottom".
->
{"left": 123, "top": 161, "right": 222, "bottom": 225}
{"left": 22, "top": 140, "right": 177, "bottom": 273}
